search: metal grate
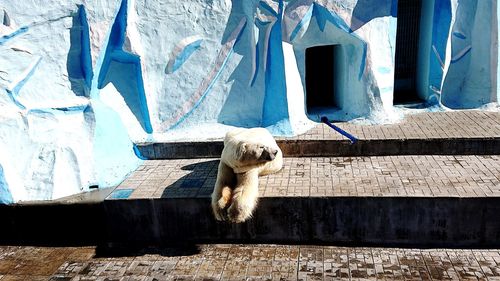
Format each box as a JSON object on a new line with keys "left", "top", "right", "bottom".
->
{"left": 394, "top": 0, "right": 422, "bottom": 103}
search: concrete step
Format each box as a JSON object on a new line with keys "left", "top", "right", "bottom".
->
{"left": 136, "top": 111, "right": 500, "bottom": 158}
{"left": 136, "top": 137, "right": 500, "bottom": 159}
{"left": 0, "top": 188, "right": 113, "bottom": 245}
{"left": 101, "top": 155, "right": 500, "bottom": 248}
{"left": 2, "top": 154, "right": 499, "bottom": 248}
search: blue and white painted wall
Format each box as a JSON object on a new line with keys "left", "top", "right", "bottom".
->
{"left": 441, "top": 1, "right": 499, "bottom": 108}
{"left": 0, "top": 0, "right": 499, "bottom": 202}
{"left": 417, "top": 0, "right": 499, "bottom": 108}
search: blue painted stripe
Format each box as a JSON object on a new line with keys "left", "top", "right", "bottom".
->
{"left": 261, "top": 0, "right": 292, "bottom": 131}
{"left": 97, "top": 0, "right": 153, "bottom": 134}
{"left": 78, "top": 5, "right": 93, "bottom": 88}
{"left": 171, "top": 39, "right": 203, "bottom": 73}
{"left": 250, "top": 41, "right": 259, "bottom": 86}
{"left": 54, "top": 104, "right": 89, "bottom": 111}
{"left": 5, "top": 90, "right": 26, "bottom": 109}
{"left": 452, "top": 31, "right": 466, "bottom": 39}
{"left": 289, "top": 4, "right": 313, "bottom": 41}
{"left": 312, "top": 4, "right": 367, "bottom": 80}
{"left": 259, "top": 1, "right": 279, "bottom": 16}
{"left": 450, "top": 46, "right": 472, "bottom": 63}
{"left": 169, "top": 48, "right": 235, "bottom": 130}
{"left": 5, "top": 57, "right": 42, "bottom": 109}
{"left": 428, "top": 0, "right": 452, "bottom": 94}
{"left": 391, "top": 0, "right": 398, "bottom": 17}
{"left": 359, "top": 42, "right": 367, "bottom": 80}
{"left": 167, "top": 20, "right": 246, "bottom": 130}
{"left": 314, "top": 3, "right": 353, "bottom": 33}
{"left": 0, "top": 26, "right": 28, "bottom": 45}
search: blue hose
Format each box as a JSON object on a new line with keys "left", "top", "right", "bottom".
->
{"left": 321, "top": 116, "right": 358, "bottom": 144}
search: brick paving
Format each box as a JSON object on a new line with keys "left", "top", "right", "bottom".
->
{"left": 281, "top": 111, "right": 500, "bottom": 141}
{"left": 1, "top": 245, "right": 500, "bottom": 280}
{"left": 118, "top": 111, "right": 500, "bottom": 199}
{"left": 111, "top": 155, "right": 500, "bottom": 199}
{"left": 148, "top": 111, "right": 499, "bottom": 144}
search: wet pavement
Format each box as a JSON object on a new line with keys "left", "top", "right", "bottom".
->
{"left": 1, "top": 245, "right": 500, "bottom": 280}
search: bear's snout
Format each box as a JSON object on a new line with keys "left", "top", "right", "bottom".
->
{"left": 260, "top": 148, "right": 278, "bottom": 161}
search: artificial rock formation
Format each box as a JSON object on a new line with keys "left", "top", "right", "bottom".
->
{"left": 0, "top": 0, "right": 498, "bottom": 202}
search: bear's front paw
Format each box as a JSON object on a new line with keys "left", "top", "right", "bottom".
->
{"left": 211, "top": 200, "right": 227, "bottom": 221}
{"left": 227, "top": 201, "right": 254, "bottom": 223}
{"left": 217, "top": 186, "right": 232, "bottom": 210}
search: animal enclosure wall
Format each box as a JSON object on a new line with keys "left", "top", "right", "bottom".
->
{"left": 0, "top": 0, "right": 499, "bottom": 202}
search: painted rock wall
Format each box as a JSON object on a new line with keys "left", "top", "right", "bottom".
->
{"left": 441, "top": 1, "right": 499, "bottom": 108}
{"left": 0, "top": 0, "right": 498, "bottom": 202}
{"left": 419, "top": 0, "right": 499, "bottom": 108}
{"left": 0, "top": 0, "right": 142, "bottom": 203}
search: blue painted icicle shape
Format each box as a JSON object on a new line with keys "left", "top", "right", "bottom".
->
{"left": 97, "top": 0, "right": 153, "bottom": 134}
{"left": 165, "top": 35, "right": 204, "bottom": 74}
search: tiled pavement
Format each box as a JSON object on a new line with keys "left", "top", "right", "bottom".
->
{"left": 111, "top": 155, "right": 500, "bottom": 199}
{"left": 1, "top": 245, "right": 500, "bottom": 280}
{"left": 285, "top": 111, "right": 500, "bottom": 141}
{"left": 137, "top": 111, "right": 500, "bottom": 159}
{"left": 150, "top": 111, "right": 500, "bottom": 143}
{"left": 123, "top": 111, "right": 500, "bottom": 199}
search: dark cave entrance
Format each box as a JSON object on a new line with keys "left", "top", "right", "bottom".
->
{"left": 305, "top": 44, "right": 342, "bottom": 114}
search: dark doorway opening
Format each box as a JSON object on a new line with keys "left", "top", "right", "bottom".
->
{"left": 305, "top": 45, "right": 340, "bottom": 114}
{"left": 394, "top": 0, "right": 423, "bottom": 104}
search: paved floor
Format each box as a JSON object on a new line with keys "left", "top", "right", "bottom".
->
{"left": 1, "top": 245, "right": 500, "bottom": 280}
{"left": 152, "top": 111, "right": 500, "bottom": 143}
{"left": 117, "top": 111, "right": 500, "bottom": 200}
{"left": 283, "top": 111, "right": 500, "bottom": 141}
{"left": 111, "top": 155, "right": 500, "bottom": 199}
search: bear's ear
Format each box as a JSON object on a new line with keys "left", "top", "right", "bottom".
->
{"left": 236, "top": 141, "right": 247, "bottom": 160}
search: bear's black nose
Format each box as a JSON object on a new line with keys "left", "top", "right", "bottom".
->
{"left": 268, "top": 153, "right": 275, "bottom": 160}
{"left": 260, "top": 149, "right": 275, "bottom": 161}
{"left": 266, "top": 149, "right": 277, "bottom": 160}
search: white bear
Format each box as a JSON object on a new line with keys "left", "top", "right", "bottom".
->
{"left": 211, "top": 128, "right": 283, "bottom": 223}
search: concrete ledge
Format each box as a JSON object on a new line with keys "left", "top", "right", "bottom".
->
{"left": 0, "top": 202, "right": 105, "bottom": 246}
{"left": 138, "top": 141, "right": 224, "bottom": 159}
{"left": 279, "top": 138, "right": 500, "bottom": 157}
{"left": 2, "top": 196, "right": 499, "bottom": 248}
{"left": 136, "top": 138, "right": 500, "bottom": 159}
{"left": 102, "top": 196, "right": 500, "bottom": 248}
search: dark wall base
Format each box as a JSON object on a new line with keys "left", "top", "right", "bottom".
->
{"left": 136, "top": 138, "right": 500, "bottom": 159}
{"left": 103, "top": 197, "right": 500, "bottom": 249}
{"left": 2, "top": 197, "right": 498, "bottom": 248}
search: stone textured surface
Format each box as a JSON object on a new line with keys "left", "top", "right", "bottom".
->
{"left": 1, "top": 245, "right": 500, "bottom": 280}
{"left": 112, "top": 155, "right": 500, "bottom": 199}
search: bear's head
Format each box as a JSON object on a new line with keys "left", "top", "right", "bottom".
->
{"left": 236, "top": 141, "right": 279, "bottom": 166}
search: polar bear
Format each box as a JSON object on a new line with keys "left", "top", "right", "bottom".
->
{"left": 211, "top": 128, "right": 283, "bottom": 223}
